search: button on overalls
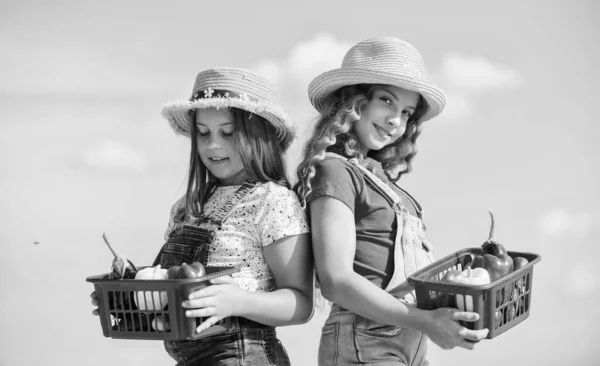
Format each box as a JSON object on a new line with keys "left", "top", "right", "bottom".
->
{"left": 319, "top": 154, "right": 435, "bottom": 366}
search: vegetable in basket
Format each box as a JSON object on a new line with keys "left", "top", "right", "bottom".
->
{"left": 102, "top": 232, "right": 137, "bottom": 280}
{"left": 166, "top": 262, "right": 207, "bottom": 279}
{"left": 513, "top": 256, "right": 529, "bottom": 270}
{"left": 441, "top": 266, "right": 491, "bottom": 312}
{"left": 133, "top": 265, "right": 168, "bottom": 310}
{"left": 471, "top": 211, "right": 514, "bottom": 281}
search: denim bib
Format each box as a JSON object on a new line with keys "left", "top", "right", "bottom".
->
{"left": 152, "top": 180, "right": 259, "bottom": 268}
{"left": 325, "top": 153, "right": 434, "bottom": 304}
{"left": 150, "top": 180, "right": 259, "bottom": 345}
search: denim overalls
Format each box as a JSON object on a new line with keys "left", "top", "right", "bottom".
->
{"left": 319, "top": 154, "right": 435, "bottom": 366}
{"left": 152, "top": 180, "right": 291, "bottom": 366}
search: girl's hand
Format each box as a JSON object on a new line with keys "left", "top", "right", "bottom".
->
{"left": 182, "top": 275, "right": 246, "bottom": 334}
{"left": 90, "top": 291, "right": 99, "bottom": 316}
{"left": 424, "top": 308, "right": 489, "bottom": 350}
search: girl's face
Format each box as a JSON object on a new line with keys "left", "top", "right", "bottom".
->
{"left": 353, "top": 85, "right": 420, "bottom": 155}
{"left": 195, "top": 108, "right": 247, "bottom": 186}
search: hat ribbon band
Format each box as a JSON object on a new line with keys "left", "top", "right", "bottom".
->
{"left": 190, "top": 88, "right": 258, "bottom": 103}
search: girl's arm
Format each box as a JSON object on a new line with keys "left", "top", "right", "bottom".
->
{"left": 183, "top": 232, "right": 314, "bottom": 331}
{"left": 310, "top": 196, "right": 488, "bottom": 350}
{"left": 242, "top": 232, "right": 314, "bottom": 325}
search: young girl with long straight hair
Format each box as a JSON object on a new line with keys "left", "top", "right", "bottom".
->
{"left": 93, "top": 67, "right": 313, "bottom": 366}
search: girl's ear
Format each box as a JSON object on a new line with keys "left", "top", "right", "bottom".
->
{"left": 354, "top": 99, "right": 366, "bottom": 118}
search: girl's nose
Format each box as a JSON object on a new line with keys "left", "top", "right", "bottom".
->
{"left": 386, "top": 116, "right": 401, "bottom": 127}
{"left": 204, "top": 136, "right": 222, "bottom": 149}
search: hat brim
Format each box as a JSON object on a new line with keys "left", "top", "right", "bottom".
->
{"left": 308, "top": 68, "right": 447, "bottom": 122}
{"left": 161, "top": 98, "right": 295, "bottom": 151}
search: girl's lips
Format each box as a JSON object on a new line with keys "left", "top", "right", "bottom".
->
{"left": 208, "top": 157, "right": 229, "bottom": 164}
{"left": 374, "top": 124, "right": 393, "bottom": 138}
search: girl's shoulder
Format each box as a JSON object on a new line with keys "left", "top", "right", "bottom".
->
{"left": 314, "top": 155, "right": 365, "bottom": 179}
{"left": 252, "top": 181, "right": 302, "bottom": 205}
{"left": 244, "top": 181, "right": 309, "bottom": 236}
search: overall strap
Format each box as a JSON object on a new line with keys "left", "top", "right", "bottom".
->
{"left": 196, "top": 179, "right": 260, "bottom": 225}
{"left": 324, "top": 153, "right": 424, "bottom": 222}
{"left": 392, "top": 182, "right": 424, "bottom": 221}
{"left": 324, "top": 153, "right": 403, "bottom": 211}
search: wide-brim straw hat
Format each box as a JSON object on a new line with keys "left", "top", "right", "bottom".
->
{"left": 162, "top": 67, "right": 295, "bottom": 151}
{"left": 308, "top": 37, "right": 446, "bottom": 122}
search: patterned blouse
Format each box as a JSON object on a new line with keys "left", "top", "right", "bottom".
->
{"left": 164, "top": 181, "right": 310, "bottom": 292}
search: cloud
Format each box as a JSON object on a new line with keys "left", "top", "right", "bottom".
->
{"left": 440, "top": 91, "right": 474, "bottom": 120}
{"left": 253, "top": 33, "right": 353, "bottom": 106}
{"left": 538, "top": 208, "right": 594, "bottom": 239}
{"left": 440, "top": 53, "right": 523, "bottom": 91}
{"left": 433, "top": 53, "right": 523, "bottom": 121}
{"left": 252, "top": 34, "right": 524, "bottom": 126}
{"left": 84, "top": 141, "right": 147, "bottom": 171}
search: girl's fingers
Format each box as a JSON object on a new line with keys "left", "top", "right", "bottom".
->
{"left": 92, "top": 309, "right": 99, "bottom": 316}
{"left": 196, "top": 316, "right": 220, "bottom": 334}
{"left": 209, "top": 276, "right": 234, "bottom": 285}
{"left": 185, "top": 307, "right": 216, "bottom": 318}
{"left": 182, "top": 298, "right": 213, "bottom": 309}
{"left": 189, "top": 285, "right": 220, "bottom": 300}
{"left": 91, "top": 298, "right": 98, "bottom": 306}
{"left": 451, "top": 311, "right": 479, "bottom": 323}
{"left": 461, "top": 328, "right": 489, "bottom": 342}
{"left": 459, "top": 340, "right": 477, "bottom": 350}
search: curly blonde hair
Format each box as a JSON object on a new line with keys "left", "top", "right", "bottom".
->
{"left": 295, "top": 84, "right": 428, "bottom": 207}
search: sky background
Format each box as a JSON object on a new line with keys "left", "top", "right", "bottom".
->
{"left": 1, "top": 0, "right": 598, "bottom": 365}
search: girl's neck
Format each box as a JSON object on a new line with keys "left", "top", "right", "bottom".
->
{"left": 217, "top": 171, "right": 250, "bottom": 186}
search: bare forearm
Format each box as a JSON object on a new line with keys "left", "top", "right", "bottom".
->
{"left": 236, "top": 288, "right": 313, "bottom": 326}
{"left": 322, "top": 272, "right": 431, "bottom": 331}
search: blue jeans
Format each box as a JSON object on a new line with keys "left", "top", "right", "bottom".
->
{"left": 318, "top": 305, "right": 429, "bottom": 366}
{"left": 164, "top": 316, "right": 290, "bottom": 366}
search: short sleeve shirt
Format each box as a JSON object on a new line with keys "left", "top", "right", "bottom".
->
{"left": 307, "top": 157, "right": 417, "bottom": 289}
{"left": 165, "top": 181, "right": 310, "bottom": 292}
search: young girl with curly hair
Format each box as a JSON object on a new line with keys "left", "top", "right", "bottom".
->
{"left": 296, "top": 37, "right": 489, "bottom": 365}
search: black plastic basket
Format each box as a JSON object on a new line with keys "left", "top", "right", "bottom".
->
{"left": 407, "top": 248, "right": 541, "bottom": 339}
{"left": 86, "top": 266, "right": 240, "bottom": 340}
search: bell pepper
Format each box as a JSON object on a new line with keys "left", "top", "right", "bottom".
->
{"left": 165, "top": 262, "right": 206, "bottom": 280}
{"left": 134, "top": 264, "right": 168, "bottom": 310}
{"left": 442, "top": 266, "right": 491, "bottom": 312}
{"left": 472, "top": 211, "right": 514, "bottom": 281}
{"left": 513, "top": 256, "right": 529, "bottom": 270}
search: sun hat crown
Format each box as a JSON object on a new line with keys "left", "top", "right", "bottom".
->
{"left": 341, "top": 37, "right": 425, "bottom": 79}
{"left": 161, "top": 67, "right": 295, "bottom": 151}
{"left": 308, "top": 37, "right": 446, "bottom": 122}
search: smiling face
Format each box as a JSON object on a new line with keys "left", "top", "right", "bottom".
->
{"left": 353, "top": 85, "right": 421, "bottom": 155}
{"left": 195, "top": 108, "right": 247, "bottom": 186}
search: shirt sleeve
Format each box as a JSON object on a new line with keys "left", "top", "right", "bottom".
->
{"left": 306, "top": 158, "right": 363, "bottom": 213}
{"left": 255, "top": 184, "right": 310, "bottom": 246}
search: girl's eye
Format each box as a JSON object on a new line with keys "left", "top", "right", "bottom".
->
{"left": 402, "top": 110, "right": 413, "bottom": 119}
{"left": 380, "top": 96, "right": 392, "bottom": 105}
{"left": 198, "top": 129, "right": 209, "bottom": 137}
{"left": 221, "top": 129, "right": 234, "bottom": 137}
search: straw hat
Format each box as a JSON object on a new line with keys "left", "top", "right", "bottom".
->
{"left": 308, "top": 37, "right": 446, "bottom": 122}
{"left": 162, "top": 67, "right": 295, "bottom": 151}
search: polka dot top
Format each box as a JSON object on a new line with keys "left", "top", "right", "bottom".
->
{"left": 164, "top": 181, "right": 310, "bottom": 292}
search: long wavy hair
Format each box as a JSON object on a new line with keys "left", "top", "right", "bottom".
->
{"left": 295, "top": 84, "right": 429, "bottom": 207}
{"left": 177, "top": 107, "right": 289, "bottom": 221}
